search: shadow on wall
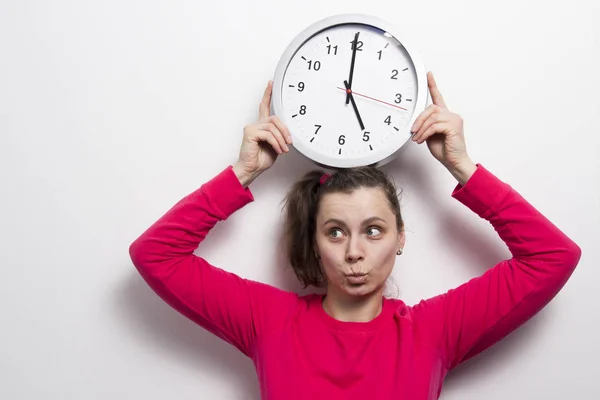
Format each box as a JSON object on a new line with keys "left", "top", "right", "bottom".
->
{"left": 114, "top": 273, "right": 261, "bottom": 400}
{"left": 443, "top": 308, "right": 549, "bottom": 395}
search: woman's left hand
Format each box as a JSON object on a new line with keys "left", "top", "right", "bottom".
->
{"left": 410, "top": 72, "right": 472, "bottom": 171}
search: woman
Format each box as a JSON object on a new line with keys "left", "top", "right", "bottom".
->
{"left": 129, "top": 72, "right": 581, "bottom": 399}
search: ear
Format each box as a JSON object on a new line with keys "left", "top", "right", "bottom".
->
{"left": 397, "top": 229, "right": 406, "bottom": 250}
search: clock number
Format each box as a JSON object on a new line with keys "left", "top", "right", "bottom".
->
{"left": 298, "top": 82, "right": 305, "bottom": 92}
{"left": 307, "top": 60, "right": 321, "bottom": 70}
{"left": 391, "top": 69, "right": 398, "bottom": 79}
{"left": 338, "top": 135, "right": 346, "bottom": 145}
{"left": 314, "top": 124, "right": 322, "bottom": 134}
{"left": 395, "top": 93, "right": 402, "bottom": 103}
{"left": 362, "top": 131, "right": 370, "bottom": 142}
{"left": 299, "top": 105, "right": 307, "bottom": 115}
{"left": 384, "top": 115, "right": 392, "bottom": 125}
{"left": 377, "top": 50, "right": 382, "bottom": 60}
{"left": 326, "top": 45, "right": 338, "bottom": 55}
{"left": 350, "top": 40, "right": 364, "bottom": 51}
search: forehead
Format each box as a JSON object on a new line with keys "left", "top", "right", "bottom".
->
{"left": 317, "top": 187, "right": 392, "bottom": 221}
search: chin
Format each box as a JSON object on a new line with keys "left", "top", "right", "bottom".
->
{"left": 342, "top": 280, "right": 378, "bottom": 297}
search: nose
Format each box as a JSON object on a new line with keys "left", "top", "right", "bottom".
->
{"left": 345, "top": 236, "right": 364, "bottom": 263}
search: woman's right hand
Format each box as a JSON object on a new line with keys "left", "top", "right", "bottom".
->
{"left": 233, "top": 81, "right": 293, "bottom": 187}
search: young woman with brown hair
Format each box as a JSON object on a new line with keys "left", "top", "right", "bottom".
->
{"left": 129, "top": 72, "right": 581, "bottom": 399}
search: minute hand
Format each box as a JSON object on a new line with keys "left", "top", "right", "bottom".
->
{"left": 346, "top": 31, "right": 359, "bottom": 105}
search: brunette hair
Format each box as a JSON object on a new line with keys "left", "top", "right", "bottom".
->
{"left": 281, "top": 166, "right": 404, "bottom": 288}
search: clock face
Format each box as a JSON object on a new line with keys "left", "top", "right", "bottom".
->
{"left": 272, "top": 16, "right": 427, "bottom": 169}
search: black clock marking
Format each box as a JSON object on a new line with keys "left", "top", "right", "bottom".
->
{"left": 292, "top": 114, "right": 298, "bottom": 118}
{"left": 307, "top": 60, "right": 321, "bottom": 70}
{"left": 301, "top": 56, "right": 307, "bottom": 60}
{"left": 310, "top": 137, "right": 315, "bottom": 142}
{"left": 385, "top": 43, "right": 389, "bottom": 48}
{"left": 406, "top": 99, "right": 412, "bottom": 102}
{"left": 369, "top": 145, "right": 373, "bottom": 151}
{"left": 350, "top": 39, "right": 364, "bottom": 51}
{"left": 394, "top": 127, "right": 399, "bottom": 131}
{"left": 402, "top": 67, "right": 408, "bottom": 71}
{"left": 339, "top": 148, "right": 342, "bottom": 155}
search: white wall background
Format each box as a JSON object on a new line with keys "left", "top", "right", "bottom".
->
{"left": 1, "top": 1, "right": 598, "bottom": 399}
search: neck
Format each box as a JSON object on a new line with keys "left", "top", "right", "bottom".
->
{"left": 322, "top": 287, "right": 384, "bottom": 322}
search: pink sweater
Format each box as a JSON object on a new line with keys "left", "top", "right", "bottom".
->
{"left": 129, "top": 164, "right": 581, "bottom": 400}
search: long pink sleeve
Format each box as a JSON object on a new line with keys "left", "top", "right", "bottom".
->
{"left": 410, "top": 164, "right": 582, "bottom": 370}
{"left": 128, "top": 166, "right": 300, "bottom": 359}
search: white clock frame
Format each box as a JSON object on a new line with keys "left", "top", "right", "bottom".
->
{"left": 271, "top": 13, "right": 429, "bottom": 169}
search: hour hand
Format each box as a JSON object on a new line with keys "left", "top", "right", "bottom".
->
{"left": 344, "top": 80, "right": 365, "bottom": 131}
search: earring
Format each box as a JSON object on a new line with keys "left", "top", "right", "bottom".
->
{"left": 396, "top": 248, "right": 403, "bottom": 255}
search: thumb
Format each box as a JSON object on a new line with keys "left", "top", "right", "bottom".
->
{"left": 427, "top": 72, "right": 447, "bottom": 109}
{"left": 259, "top": 81, "right": 273, "bottom": 122}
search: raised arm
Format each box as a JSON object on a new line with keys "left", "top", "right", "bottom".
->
{"left": 129, "top": 81, "right": 297, "bottom": 359}
{"left": 409, "top": 163, "right": 581, "bottom": 369}
{"left": 129, "top": 165, "right": 298, "bottom": 358}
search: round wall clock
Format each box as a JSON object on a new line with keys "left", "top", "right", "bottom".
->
{"left": 271, "top": 14, "right": 428, "bottom": 169}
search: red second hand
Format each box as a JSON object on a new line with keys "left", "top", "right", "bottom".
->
{"left": 337, "top": 86, "right": 408, "bottom": 111}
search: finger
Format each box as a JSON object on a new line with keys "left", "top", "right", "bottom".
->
{"left": 412, "top": 111, "right": 447, "bottom": 143}
{"left": 267, "top": 115, "right": 293, "bottom": 144}
{"left": 259, "top": 81, "right": 273, "bottom": 121}
{"left": 260, "top": 122, "right": 289, "bottom": 153}
{"left": 410, "top": 104, "right": 437, "bottom": 134}
{"left": 416, "top": 122, "right": 447, "bottom": 144}
{"left": 253, "top": 127, "right": 283, "bottom": 155}
{"left": 428, "top": 72, "right": 447, "bottom": 109}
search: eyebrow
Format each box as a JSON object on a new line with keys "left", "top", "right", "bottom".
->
{"left": 322, "top": 216, "right": 386, "bottom": 228}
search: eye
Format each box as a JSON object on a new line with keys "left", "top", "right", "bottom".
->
{"left": 366, "top": 226, "right": 382, "bottom": 236}
{"left": 329, "top": 228, "right": 344, "bottom": 239}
